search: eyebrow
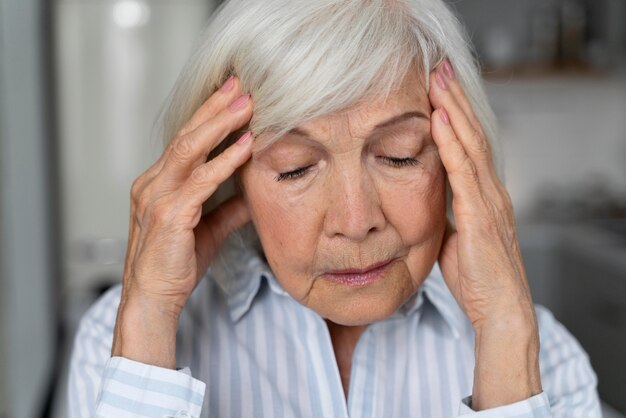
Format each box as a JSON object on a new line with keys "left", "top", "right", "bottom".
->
{"left": 287, "top": 111, "right": 430, "bottom": 140}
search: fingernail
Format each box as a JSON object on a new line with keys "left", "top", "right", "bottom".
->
{"left": 220, "top": 75, "right": 235, "bottom": 92}
{"left": 443, "top": 59, "right": 455, "bottom": 79}
{"left": 440, "top": 107, "right": 450, "bottom": 125}
{"left": 436, "top": 71, "right": 448, "bottom": 90}
{"left": 236, "top": 131, "right": 252, "bottom": 145}
{"left": 229, "top": 94, "right": 250, "bottom": 112}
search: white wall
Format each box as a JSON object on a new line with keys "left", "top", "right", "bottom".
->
{"left": 55, "top": 0, "right": 215, "bottom": 293}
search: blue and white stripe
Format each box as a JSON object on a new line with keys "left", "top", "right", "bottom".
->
{"left": 68, "top": 249, "right": 602, "bottom": 417}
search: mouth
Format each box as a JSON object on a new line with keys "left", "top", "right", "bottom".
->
{"left": 323, "top": 258, "right": 397, "bottom": 287}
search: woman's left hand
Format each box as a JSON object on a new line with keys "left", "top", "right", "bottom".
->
{"left": 428, "top": 60, "right": 542, "bottom": 410}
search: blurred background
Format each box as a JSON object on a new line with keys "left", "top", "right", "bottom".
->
{"left": 0, "top": 0, "right": 624, "bottom": 417}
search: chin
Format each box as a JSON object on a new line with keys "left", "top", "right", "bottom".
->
{"left": 321, "top": 298, "right": 402, "bottom": 326}
{"left": 306, "top": 262, "right": 420, "bottom": 326}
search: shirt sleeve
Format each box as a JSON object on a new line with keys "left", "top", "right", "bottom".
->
{"left": 67, "top": 285, "right": 206, "bottom": 418}
{"left": 94, "top": 356, "right": 206, "bottom": 418}
{"left": 457, "top": 392, "right": 551, "bottom": 416}
{"left": 455, "top": 304, "right": 602, "bottom": 417}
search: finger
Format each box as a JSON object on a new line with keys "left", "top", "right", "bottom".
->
{"left": 145, "top": 76, "right": 245, "bottom": 181}
{"left": 195, "top": 195, "right": 252, "bottom": 269}
{"left": 429, "top": 66, "right": 495, "bottom": 179}
{"left": 177, "top": 131, "right": 254, "bottom": 210}
{"left": 436, "top": 59, "right": 483, "bottom": 133}
{"left": 431, "top": 106, "right": 482, "bottom": 208}
{"left": 177, "top": 75, "right": 242, "bottom": 137}
{"left": 160, "top": 94, "right": 253, "bottom": 181}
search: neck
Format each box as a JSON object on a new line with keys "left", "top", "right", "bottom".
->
{"left": 326, "top": 320, "right": 367, "bottom": 342}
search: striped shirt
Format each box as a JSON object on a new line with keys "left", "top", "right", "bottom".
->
{"left": 68, "top": 247, "right": 602, "bottom": 417}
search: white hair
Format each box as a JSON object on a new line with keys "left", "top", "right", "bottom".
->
{"left": 156, "top": 0, "right": 501, "bottom": 276}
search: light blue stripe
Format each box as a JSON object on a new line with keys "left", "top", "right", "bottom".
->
{"left": 68, "top": 262, "right": 602, "bottom": 417}
{"left": 319, "top": 318, "right": 344, "bottom": 416}
{"left": 297, "top": 305, "right": 324, "bottom": 418}
{"left": 100, "top": 392, "right": 179, "bottom": 417}
{"left": 311, "top": 308, "right": 342, "bottom": 416}
{"left": 278, "top": 294, "right": 299, "bottom": 415}
{"left": 506, "top": 405, "right": 553, "bottom": 418}
{"left": 79, "top": 342, "right": 96, "bottom": 417}
{"left": 418, "top": 308, "right": 432, "bottom": 418}
{"left": 361, "top": 329, "right": 376, "bottom": 418}
{"left": 214, "top": 297, "right": 233, "bottom": 417}
{"left": 246, "top": 301, "right": 265, "bottom": 414}
{"left": 264, "top": 292, "right": 284, "bottom": 417}
{"left": 454, "top": 335, "right": 471, "bottom": 399}
{"left": 435, "top": 329, "right": 453, "bottom": 417}
{"left": 103, "top": 367, "right": 204, "bottom": 407}
{"left": 385, "top": 322, "right": 400, "bottom": 417}
{"left": 76, "top": 293, "right": 112, "bottom": 418}
{"left": 206, "top": 288, "right": 220, "bottom": 415}
{"left": 229, "top": 320, "right": 242, "bottom": 418}
{"left": 399, "top": 320, "right": 411, "bottom": 417}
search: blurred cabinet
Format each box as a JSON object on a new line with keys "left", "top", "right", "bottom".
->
{"left": 558, "top": 223, "right": 626, "bottom": 414}
{"left": 54, "top": 0, "right": 215, "bottom": 293}
{"left": 520, "top": 222, "right": 626, "bottom": 414}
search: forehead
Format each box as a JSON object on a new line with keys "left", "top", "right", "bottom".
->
{"left": 297, "top": 67, "right": 429, "bottom": 135}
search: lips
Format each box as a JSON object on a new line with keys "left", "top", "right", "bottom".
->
{"left": 323, "top": 258, "right": 396, "bottom": 287}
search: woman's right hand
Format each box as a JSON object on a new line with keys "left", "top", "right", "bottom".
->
{"left": 111, "top": 76, "right": 254, "bottom": 368}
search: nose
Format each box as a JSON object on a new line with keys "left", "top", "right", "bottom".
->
{"left": 324, "top": 167, "right": 386, "bottom": 241}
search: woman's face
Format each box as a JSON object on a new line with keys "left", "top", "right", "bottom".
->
{"left": 239, "top": 68, "right": 447, "bottom": 326}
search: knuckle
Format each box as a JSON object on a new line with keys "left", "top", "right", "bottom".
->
{"left": 135, "top": 191, "right": 152, "bottom": 218}
{"left": 190, "top": 164, "right": 218, "bottom": 188}
{"left": 469, "top": 128, "right": 490, "bottom": 155}
{"left": 460, "top": 155, "right": 478, "bottom": 180}
{"left": 477, "top": 206, "right": 499, "bottom": 233}
{"left": 150, "top": 202, "right": 173, "bottom": 226}
{"left": 212, "top": 149, "right": 237, "bottom": 171}
{"left": 207, "top": 116, "right": 231, "bottom": 141}
{"left": 474, "top": 122, "right": 487, "bottom": 139}
{"left": 190, "top": 165, "right": 209, "bottom": 184}
{"left": 130, "top": 176, "right": 144, "bottom": 200}
{"left": 171, "top": 136, "right": 194, "bottom": 161}
{"left": 499, "top": 190, "right": 514, "bottom": 212}
{"left": 165, "top": 139, "right": 176, "bottom": 155}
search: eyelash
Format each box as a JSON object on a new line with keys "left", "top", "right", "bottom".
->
{"left": 274, "top": 157, "right": 420, "bottom": 182}
{"left": 378, "top": 156, "right": 421, "bottom": 168}
{"left": 275, "top": 165, "right": 313, "bottom": 182}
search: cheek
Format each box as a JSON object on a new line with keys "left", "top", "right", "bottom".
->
{"left": 379, "top": 158, "right": 447, "bottom": 243}
{"left": 243, "top": 178, "right": 325, "bottom": 279}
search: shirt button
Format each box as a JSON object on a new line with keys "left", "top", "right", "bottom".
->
{"left": 174, "top": 411, "right": 191, "bottom": 418}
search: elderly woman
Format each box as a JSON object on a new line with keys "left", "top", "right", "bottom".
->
{"left": 68, "top": 0, "right": 601, "bottom": 417}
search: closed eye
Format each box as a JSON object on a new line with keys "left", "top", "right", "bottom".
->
{"left": 378, "top": 156, "right": 421, "bottom": 168}
{"left": 275, "top": 165, "right": 313, "bottom": 182}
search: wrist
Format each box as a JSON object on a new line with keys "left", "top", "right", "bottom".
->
{"left": 473, "top": 306, "right": 537, "bottom": 338}
{"left": 111, "top": 291, "right": 182, "bottom": 369}
{"left": 472, "top": 309, "right": 542, "bottom": 410}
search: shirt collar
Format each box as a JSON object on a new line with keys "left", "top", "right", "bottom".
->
{"left": 210, "top": 241, "right": 464, "bottom": 339}
{"left": 418, "top": 262, "right": 465, "bottom": 339}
